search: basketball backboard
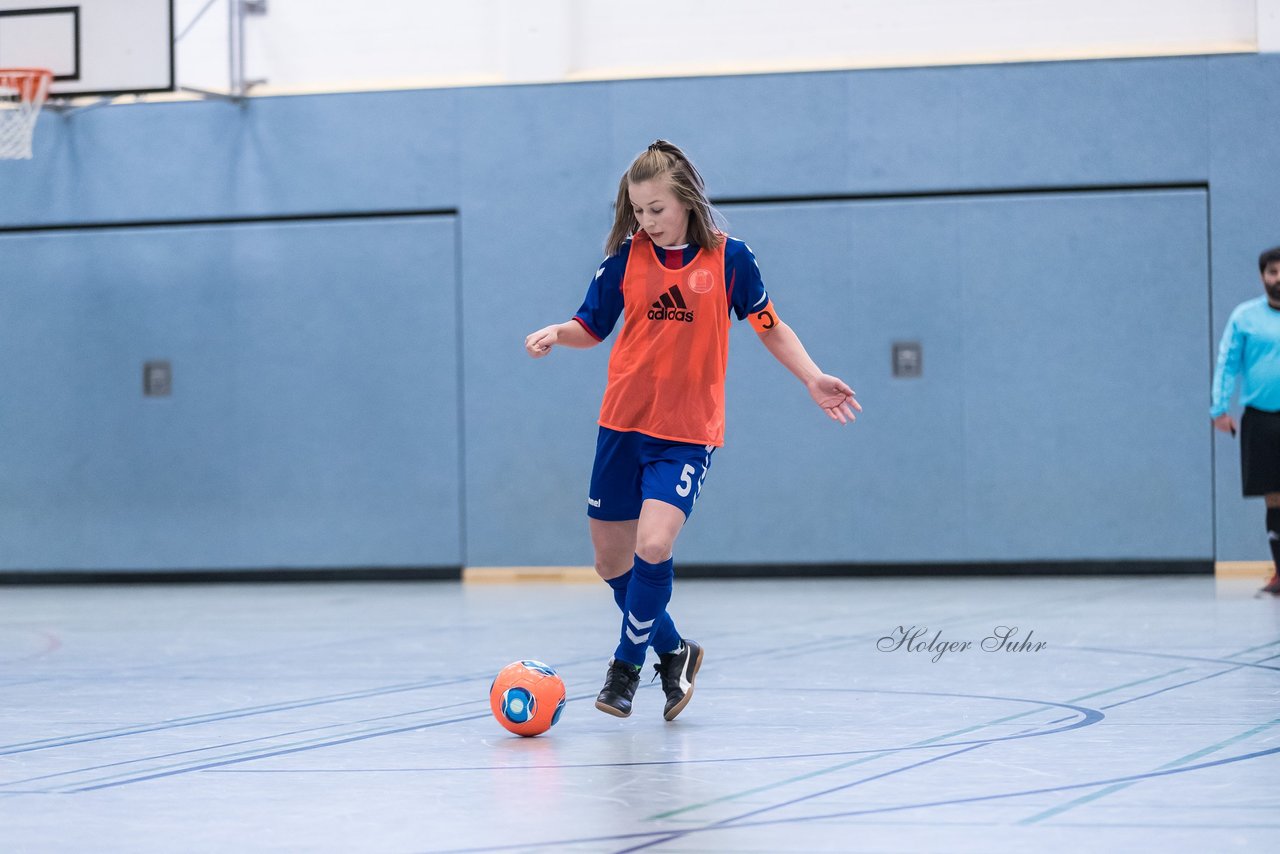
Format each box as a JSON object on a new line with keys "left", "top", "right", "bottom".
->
{"left": 0, "top": 1, "right": 173, "bottom": 97}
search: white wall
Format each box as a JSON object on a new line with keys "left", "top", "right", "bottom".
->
{"left": 171, "top": 0, "right": 1261, "bottom": 95}
{"left": 1261, "top": 0, "right": 1280, "bottom": 51}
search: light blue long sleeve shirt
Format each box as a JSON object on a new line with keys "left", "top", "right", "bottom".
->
{"left": 1211, "top": 295, "right": 1280, "bottom": 417}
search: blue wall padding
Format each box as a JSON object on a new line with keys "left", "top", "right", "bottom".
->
{"left": 1, "top": 54, "right": 1276, "bottom": 569}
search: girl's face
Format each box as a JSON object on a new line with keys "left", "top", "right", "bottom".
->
{"left": 628, "top": 178, "right": 691, "bottom": 247}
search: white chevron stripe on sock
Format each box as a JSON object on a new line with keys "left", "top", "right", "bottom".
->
{"left": 627, "top": 613, "right": 655, "bottom": 630}
{"left": 626, "top": 627, "right": 651, "bottom": 645}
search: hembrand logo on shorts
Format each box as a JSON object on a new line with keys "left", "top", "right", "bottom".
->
{"left": 648, "top": 285, "right": 694, "bottom": 323}
{"left": 587, "top": 497, "right": 601, "bottom": 508}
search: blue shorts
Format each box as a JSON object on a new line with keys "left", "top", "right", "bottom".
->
{"left": 587, "top": 427, "right": 715, "bottom": 521}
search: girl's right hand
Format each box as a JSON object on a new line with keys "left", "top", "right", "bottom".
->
{"left": 524, "top": 325, "right": 559, "bottom": 358}
{"left": 1213, "top": 413, "right": 1237, "bottom": 436}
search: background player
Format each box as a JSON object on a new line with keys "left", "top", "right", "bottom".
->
{"left": 1211, "top": 245, "right": 1280, "bottom": 595}
{"left": 524, "top": 140, "right": 860, "bottom": 719}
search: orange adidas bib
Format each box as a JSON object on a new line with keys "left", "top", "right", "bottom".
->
{"left": 598, "top": 231, "right": 730, "bottom": 446}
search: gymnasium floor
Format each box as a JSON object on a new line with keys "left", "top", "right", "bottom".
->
{"left": 1, "top": 575, "right": 1277, "bottom": 853}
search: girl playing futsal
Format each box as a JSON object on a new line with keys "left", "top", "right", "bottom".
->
{"left": 524, "top": 140, "right": 860, "bottom": 720}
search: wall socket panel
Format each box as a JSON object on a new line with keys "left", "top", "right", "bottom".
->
{"left": 892, "top": 342, "right": 922, "bottom": 378}
{"left": 143, "top": 361, "right": 172, "bottom": 396}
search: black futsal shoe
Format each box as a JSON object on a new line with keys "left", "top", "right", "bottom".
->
{"left": 595, "top": 658, "right": 641, "bottom": 717}
{"left": 654, "top": 639, "right": 704, "bottom": 721}
{"left": 1261, "top": 573, "right": 1280, "bottom": 596}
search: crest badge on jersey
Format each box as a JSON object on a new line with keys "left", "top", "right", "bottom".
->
{"left": 687, "top": 269, "right": 714, "bottom": 294}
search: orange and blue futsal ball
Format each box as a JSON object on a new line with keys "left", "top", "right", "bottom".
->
{"left": 489, "top": 660, "right": 566, "bottom": 737}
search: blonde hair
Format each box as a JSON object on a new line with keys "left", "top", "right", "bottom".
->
{"left": 604, "top": 139, "right": 726, "bottom": 256}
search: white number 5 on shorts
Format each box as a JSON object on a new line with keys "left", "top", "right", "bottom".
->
{"left": 675, "top": 464, "right": 696, "bottom": 497}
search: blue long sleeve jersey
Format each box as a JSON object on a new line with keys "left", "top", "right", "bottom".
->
{"left": 1210, "top": 296, "right": 1280, "bottom": 417}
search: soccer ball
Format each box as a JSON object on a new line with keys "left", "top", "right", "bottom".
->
{"left": 489, "top": 660, "right": 566, "bottom": 737}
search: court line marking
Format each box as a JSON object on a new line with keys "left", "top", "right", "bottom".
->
{"left": 0, "top": 618, "right": 862, "bottom": 757}
{"left": 157, "top": 591, "right": 1239, "bottom": 798}
{"left": 0, "top": 594, "right": 1030, "bottom": 764}
{"left": 0, "top": 672, "right": 493, "bottom": 756}
{"left": 1018, "top": 711, "right": 1280, "bottom": 824}
{"left": 0, "top": 574, "right": 1139, "bottom": 759}
{"left": 0, "top": 633, "right": 624, "bottom": 758}
{"left": 0, "top": 697, "right": 513, "bottom": 792}
{"left": 617, "top": 743, "right": 992, "bottom": 853}
{"left": 647, "top": 669, "right": 1182, "bottom": 821}
{"left": 46, "top": 711, "right": 499, "bottom": 794}
{"left": 645, "top": 646, "right": 1275, "bottom": 828}
{"left": 6, "top": 688, "right": 1096, "bottom": 794}
{"left": 636, "top": 647, "right": 1280, "bottom": 847}
{"left": 633, "top": 644, "right": 1280, "bottom": 841}
{"left": 0, "top": 579, "right": 1244, "bottom": 798}
{"left": 1095, "top": 651, "right": 1280, "bottom": 711}
{"left": 0, "top": 629, "right": 61, "bottom": 665}
{"left": 0, "top": 682, "right": 604, "bottom": 792}
{"left": 208, "top": 686, "right": 1103, "bottom": 778}
{"left": 1070, "top": 644, "right": 1280, "bottom": 671}
{"left": 423, "top": 744, "right": 1280, "bottom": 853}
{"left": 660, "top": 596, "right": 1273, "bottom": 820}
{"left": 1011, "top": 647, "right": 1280, "bottom": 821}
{"left": 1035, "top": 640, "right": 1280, "bottom": 725}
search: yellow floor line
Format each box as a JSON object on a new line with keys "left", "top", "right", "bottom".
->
{"left": 463, "top": 566, "right": 597, "bottom": 584}
{"left": 1215, "top": 561, "right": 1273, "bottom": 579}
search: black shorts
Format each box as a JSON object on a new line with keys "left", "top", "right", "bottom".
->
{"left": 1241, "top": 407, "right": 1280, "bottom": 496}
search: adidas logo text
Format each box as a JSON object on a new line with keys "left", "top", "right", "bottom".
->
{"left": 648, "top": 285, "right": 695, "bottom": 323}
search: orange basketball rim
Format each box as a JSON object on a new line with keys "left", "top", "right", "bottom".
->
{"left": 0, "top": 68, "right": 53, "bottom": 160}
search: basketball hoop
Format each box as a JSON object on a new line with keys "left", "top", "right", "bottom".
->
{"left": 0, "top": 69, "right": 53, "bottom": 160}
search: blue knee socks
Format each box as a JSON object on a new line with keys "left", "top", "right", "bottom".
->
{"left": 607, "top": 571, "right": 681, "bottom": 659}
{"left": 611, "top": 555, "right": 677, "bottom": 667}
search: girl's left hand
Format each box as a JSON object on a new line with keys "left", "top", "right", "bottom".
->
{"left": 807, "top": 375, "right": 861, "bottom": 424}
